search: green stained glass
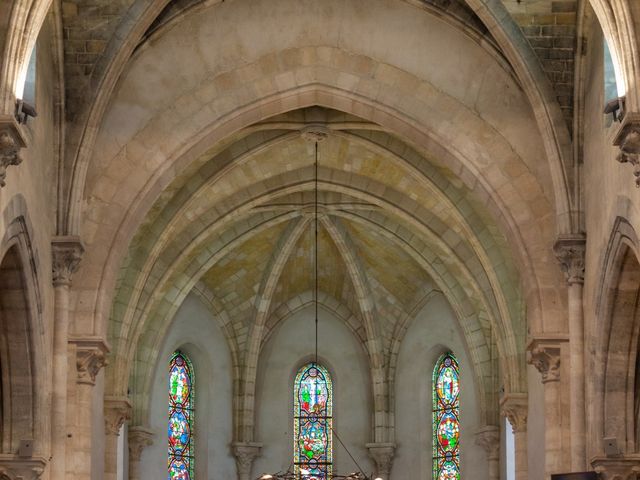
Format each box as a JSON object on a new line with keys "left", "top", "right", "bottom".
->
{"left": 433, "top": 353, "right": 460, "bottom": 480}
{"left": 294, "top": 363, "right": 333, "bottom": 480}
{"left": 169, "top": 351, "right": 194, "bottom": 480}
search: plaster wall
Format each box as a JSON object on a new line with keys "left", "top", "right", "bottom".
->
{"left": 392, "top": 292, "right": 486, "bottom": 480}
{"left": 139, "top": 293, "right": 237, "bottom": 480}
{"left": 254, "top": 305, "right": 374, "bottom": 478}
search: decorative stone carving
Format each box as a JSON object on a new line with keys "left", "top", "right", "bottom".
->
{"left": 475, "top": 426, "right": 500, "bottom": 459}
{"left": 500, "top": 393, "right": 528, "bottom": 432}
{"left": 301, "top": 124, "right": 330, "bottom": 143}
{"left": 366, "top": 442, "right": 395, "bottom": 479}
{"left": 553, "top": 234, "right": 586, "bottom": 285}
{"left": 0, "top": 117, "right": 25, "bottom": 188}
{"left": 51, "top": 236, "right": 85, "bottom": 287}
{"left": 69, "top": 337, "right": 109, "bottom": 385}
{"left": 232, "top": 442, "right": 262, "bottom": 480}
{"left": 614, "top": 113, "right": 640, "bottom": 187}
{"left": 0, "top": 455, "right": 46, "bottom": 480}
{"left": 592, "top": 456, "right": 640, "bottom": 480}
{"left": 104, "top": 396, "right": 132, "bottom": 435}
{"left": 128, "top": 427, "right": 154, "bottom": 462}
{"left": 527, "top": 337, "right": 566, "bottom": 383}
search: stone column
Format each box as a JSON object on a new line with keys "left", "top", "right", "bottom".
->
{"left": 475, "top": 426, "right": 500, "bottom": 480}
{"left": 69, "top": 337, "right": 109, "bottom": 480}
{"left": 554, "top": 235, "right": 586, "bottom": 471}
{"left": 501, "top": 393, "right": 528, "bottom": 480}
{"left": 366, "top": 443, "right": 395, "bottom": 479}
{"left": 104, "top": 397, "right": 132, "bottom": 480}
{"left": 528, "top": 338, "right": 566, "bottom": 478}
{"left": 592, "top": 457, "right": 640, "bottom": 479}
{"left": 128, "top": 427, "right": 154, "bottom": 480}
{"left": 51, "top": 237, "right": 84, "bottom": 480}
{"left": 232, "top": 442, "right": 262, "bottom": 480}
{"left": 0, "top": 116, "right": 26, "bottom": 187}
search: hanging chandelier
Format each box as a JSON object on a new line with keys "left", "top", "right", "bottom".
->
{"left": 255, "top": 127, "right": 382, "bottom": 480}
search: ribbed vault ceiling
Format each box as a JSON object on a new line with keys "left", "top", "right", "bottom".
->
{"left": 111, "top": 107, "right": 526, "bottom": 424}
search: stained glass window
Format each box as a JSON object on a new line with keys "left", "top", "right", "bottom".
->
{"left": 294, "top": 363, "right": 333, "bottom": 480}
{"left": 433, "top": 352, "right": 460, "bottom": 480}
{"left": 168, "top": 351, "right": 194, "bottom": 480}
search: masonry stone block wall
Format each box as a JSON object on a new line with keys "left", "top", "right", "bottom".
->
{"left": 1, "top": 0, "right": 640, "bottom": 479}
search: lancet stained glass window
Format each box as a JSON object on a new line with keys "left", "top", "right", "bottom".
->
{"left": 168, "top": 351, "right": 194, "bottom": 480}
{"left": 433, "top": 352, "right": 460, "bottom": 480}
{"left": 294, "top": 363, "right": 333, "bottom": 480}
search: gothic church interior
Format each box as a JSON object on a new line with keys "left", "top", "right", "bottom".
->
{"left": 1, "top": 0, "right": 640, "bottom": 479}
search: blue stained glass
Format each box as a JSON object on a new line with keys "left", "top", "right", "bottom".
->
{"left": 168, "top": 352, "right": 194, "bottom": 480}
{"left": 433, "top": 353, "right": 460, "bottom": 480}
{"left": 294, "top": 364, "right": 332, "bottom": 480}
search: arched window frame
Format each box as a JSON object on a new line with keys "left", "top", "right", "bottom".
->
{"left": 168, "top": 350, "right": 195, "bottom": 480}
{"left": 432, "top": 352, "right": 460, "bottom": 480}
{"left": 293, "top": 363, "right": 333, "bottom": 480}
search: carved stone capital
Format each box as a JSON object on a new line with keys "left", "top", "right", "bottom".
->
{"left": 614, "top": 113, "right": 640, "bottom": 187}
{"left": 0, "top": 455, "right": 46, "bottom": 480}
{"left": 69, "top": 337, "right": 109, "bottom": 385}
{"left": 554, "top": 234, "right": 586, "bottom": 285}
{"left": 475, "top": 426, "right": 500, "bottom": 460}
{"left": 128, "top": 427, "right": 154, "bottom": 462}
{"left": 500, "top": 393, "right": 528, "bottom": 432}
{"left": 592, "top": 456, "right": 640, "bottom": 480}
{"left": 51, "top": 236, "right": 85, "bottom": 287}
{"left": 366, "top": 442, "right": 396, "bottom": 479}
{"left": 527, "top": 337, "right": 567, "bottom": 383}
{"left": 232, "top": 442, "right": 262, "bottom": 480}
{"left": 104, "top": 396, "right": 132, "bottom": 435}
{"left": 0, "top": 117, "right": 25, "bottom": 188}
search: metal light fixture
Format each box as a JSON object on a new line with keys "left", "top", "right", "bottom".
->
{"left": 255, "top": 129, "right": 383, "bottom": 480}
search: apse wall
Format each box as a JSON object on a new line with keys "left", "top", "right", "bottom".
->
{"left": 254, "top": 305, "right": 374, "bottom": 477}
{"left": 392, "top": 291, "right": 486, "bottom": 480}
{"left": 139, "top": 293, "right": 236, "bottom": 480}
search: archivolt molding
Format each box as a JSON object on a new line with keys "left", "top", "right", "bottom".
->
{"left": 115, "top": 210, "right": 301, "bottom": 396}
{"left": 0, "top": 198, "right": 47, "bottom": 455}
{"left": 111, "top": 169, "right": 524, "bottom": 407}
{"left": 121, "top": 196, "right": 511, "bottom": 432}
{"left": 320, "top": 216, "right": 389, "bottom": 442}
{"left": 590, "top": 216, "right": 640, "bottom": 457}
{"left": 238, "top": 217, "right": 310, "bottom": 440}
{"left": 60, "top": 0, "right": 575, "bottom": 238}
{"left": 76, "top": 70, "right": 561, "bottom": 341}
